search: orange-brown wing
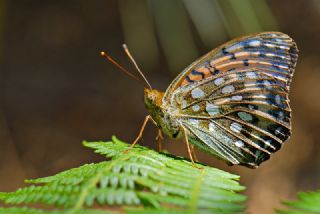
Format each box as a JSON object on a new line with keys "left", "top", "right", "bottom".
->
{"left": 163, "top": 32, "right": 298, "bottom": 167}
{"left": 163, "top": 32, "right": 297, "bottom": 102}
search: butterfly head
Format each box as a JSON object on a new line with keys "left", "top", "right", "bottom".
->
{"left": 144, "top": 88, "right": 165, "bottom": 129}
{"left": 144, "top": 88, "right": 164, "bottom": 111}
{"left": 144, "top": 88, "right": 181, "bottom": 138}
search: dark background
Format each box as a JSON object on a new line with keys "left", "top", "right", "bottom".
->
{"left": 0, "top": 1, "right": 319, "bottom": 213}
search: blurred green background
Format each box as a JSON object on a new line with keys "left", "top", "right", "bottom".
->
{"left": 0, "top": 0, "right": 319, "bottom": 213}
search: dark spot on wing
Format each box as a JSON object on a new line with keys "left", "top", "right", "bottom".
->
{"left": 255, "top": 79, "right": 264, "bottom": 87}
{"left": 205, "top": 61, "right": 220, "bottom": 75}
{"left": 259, "top": 52, "right": 266, "bottom": 57}
{"left": 212, "top": 67, "right": 220, "bottom": 75}
{"left": 222, "top": 47, "right": 228, "bottom": 55}
{"left": 222, "top": 47, "right": 236, "bottom": 60}
{"left": 272, "top": 62, "right": 281, "bottom": 70}
{"left": 185, "top": 75, "right": 194, "bottom": 83}
{"left": 268, "top": 109, "right": 290, "bottom": 123}
{"left": 267, "top": 124, "right": 290, "bottom": 141}
{"left": 243, "top": 59, "right": 249, "bottom": 66}
{"left": 242, "top": 41, "right": 251, "bottom": 49}
{"left": 255, "top": 151, "right": 270, "bottom": 165}
{"left": 191, "top": 69, "right": 205, "bottom": 79}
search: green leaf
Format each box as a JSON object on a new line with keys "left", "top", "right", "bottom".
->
{"left": 0, "top": 136, "right": 246, "bottom": 213}
{"left": 276, "top": 190, "right": 320, "bottom": 214}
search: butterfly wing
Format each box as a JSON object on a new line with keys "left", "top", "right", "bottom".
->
{"left": 164, "top": 32, "right": 298, "bottom": 167}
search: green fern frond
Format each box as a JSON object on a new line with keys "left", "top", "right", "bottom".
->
{"left": 0, "top": 207, "right": 112, "bottom": 214}
{"left": 276, "top": 190, "right": 320, "bottom": 214}
{"left": 0, "top": 136, "right": 246, "bottom": 213}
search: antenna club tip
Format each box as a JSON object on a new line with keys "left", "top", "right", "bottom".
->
{"left": 100, "top": 51, "right": 106, "bottom": 56}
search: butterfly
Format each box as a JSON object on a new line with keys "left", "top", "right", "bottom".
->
{"left": 103, "top": 32, "right": 298, "bottom": 168}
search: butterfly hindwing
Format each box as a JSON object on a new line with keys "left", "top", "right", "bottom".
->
{"left": 182, "top": 118, "right": 256, "bottom": 166}
{"left": 165, "top": 32, "right": 298, "bottom": 167}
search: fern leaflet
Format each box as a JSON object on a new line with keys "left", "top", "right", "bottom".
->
{"left": 276, "top": 189, "right": 320, "bottom": 214}
{"left": 0, "top": 136, "right": 246, "bottom": 213}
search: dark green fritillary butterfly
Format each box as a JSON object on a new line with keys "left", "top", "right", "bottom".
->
{"left": 104, "top": 32, "right": 298, "bottom": 168}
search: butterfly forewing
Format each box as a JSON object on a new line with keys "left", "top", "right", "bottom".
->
{"left": 164, "top": 32, "right": 298, "bottom": 167}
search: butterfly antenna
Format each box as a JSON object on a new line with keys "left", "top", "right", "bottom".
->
{"left": 100, "top": 51, "right": 142, "bottom": 83}
{"left": 122, "top": 44, "right": 152, "bottom": 89}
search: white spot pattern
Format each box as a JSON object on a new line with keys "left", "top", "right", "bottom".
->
{"left": 231, "top": 95, "right": 243, "bottom": 101}
{"left": 279, "top": 45, "right": 288, "bottom": 50}
{"left": 264, "top": 80, "right": 272, "bottom": 89}
{"left": 278, "top": 111, "right": 284, "bottom": 120}
{"left": 192, "top": 104, "right": 200, "bottom": 112}
{"left": 221, "top": 85, "right": 235, "bottom": 94}
{"left": 214, "top": 78, "right": 224, "bottom": 86}
{"left": 275, "top": 127, "right": 283, "bottom": 135}
{"left": 265, "top": 43, "right": 276, "bottom": 48}
{"left": 235, "top": 140, "right": 244, "bottom": 147}
{"left": 248, "top": 40, "right": 261, "bottom": 47}
{"left": 209, "top": 122, "right": 215, "bottom": 132}
{"left": 281, "top": 64, "right": 289, "bottom": 69}
{"left": 246, "top": 72, "right": 257, "bottom": 79}
{"left": 230, "top": 122, "right": 242, "bottom": 133}
{"left": 181, "top": 100, "right": 187, "bottom": 108}
{"left": 189, "top": 119, "right": 199, "bottom": 126}
{"left": 238, "top": 112, "right": 253, "bottom": 121}
{"left": 206, "top": 103, "right": 219, "bottom": 116}
{"left": 191, "top": 88, "right": 205, "bottom": 99}
{"left": 275, "top": 95, "right": 281, "bottom": 105}
{"left": 264, "top": 140, "right": 272, "bottom": 147}
{"left": 266, "top": 53, "right": 275, "bottom": 57}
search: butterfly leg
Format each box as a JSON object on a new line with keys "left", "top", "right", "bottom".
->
{"left": 156, "top": 129, "right": 164, "bottom": 151}
{"left": 190, "top": 144, "right": 198, "bottom": 162}
{"left": 182, "top": 126, "right": 202, "bottom": 169}
{"left": 127, "top": 115, "right": 156, "bottom": 152}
